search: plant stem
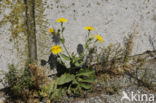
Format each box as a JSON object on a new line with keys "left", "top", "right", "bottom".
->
{"left": 88, "top": 30, "right": 90, "bottom": 37}
{"left": 62, "top": 42, "right": 71, "bottom": 58}
{"left": 60, "top": 23, "right": 71, "bottom": 58}
{"left": 58, "top": 54, "right": 64, "bottom": 62}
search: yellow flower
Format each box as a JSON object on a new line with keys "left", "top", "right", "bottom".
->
{"left": 92, "top": 34, "right": 103, "bottom": 43}
{"left": 51, "top": 45, "right": 62, "bottom": 55}
{"left": 57, "top": 18, "right": 68, "bottom": 23}
{"left": 84, "top": 26, "right": 94, "bottom": 31}
{"left": 96, "top": 34, "right": 103, "bottom": 43}
{"left": 49, "top": 28, "right": 54, "bottom": 33}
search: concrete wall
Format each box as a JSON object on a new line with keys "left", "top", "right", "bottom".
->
{"left": 0, "top": 0, "right": 156, "bottom": 88}
{"left": 39, "top": 0, "right": 156, "bottom": 64}
{"left": 42, "top": 0, "right": 156, "bottom": 55}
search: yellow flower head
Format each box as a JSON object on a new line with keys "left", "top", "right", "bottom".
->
{"left": 57, "top": 18, "right": 68, "bottom": 23}
{"left": 51, "top": 45, "right": 62, "bottom": 55}
{"left": 49, "top": 28, "right": 54, "bottom": 33}
{"left": 84, "top": 26, "right": 94, "bottom": 31}
{"left": 92, "top": 34, "right": 103, "bottom": 43}
{"left": 96, "top": 34, "right": 103, "bottom": 43}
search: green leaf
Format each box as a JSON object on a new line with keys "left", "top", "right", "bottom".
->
{"left": 72, "top": 79, "right": 78, "bottom": 85}
{"left": 72, "top": 56, "right": 79, "bottom": 62}
{"left": 72, "top": 56, "right": 83, "bottom": 67}
{"left": 48, "top": 81, "right": 57, "bottom": 94}
{"left": 51, "top": 88, "right": 63, "bottom": 100}
{"left": 60, "top": 38, "right": 65, "bottom": 43}
{"left": 60, "top": 54, "right": 70, "bottom": 61}
{"left": 57, "top": 59, "right": 66, "bottom": 68}
{"left": 80, "top": 83, "right": 91, "bottom": 89}
{"left": 75, "top": 62, "right": 81, "bottom": 67}
{"left": 78, "top": 76, "right": 95, "bottom": 83}
{"left": 67, "top": 85, "right": 72, "bottom": 95}
{"left": 73, "top": 85, "right": 82, "bottom": 95}
{"left": 57, "top": 73, "right": 75, "bottom": 85}
{"left": 77, "top": 69, "right": 95, "bottom": 77}
{"left": 84, "top": 43, "right": 88, "bottom": 49}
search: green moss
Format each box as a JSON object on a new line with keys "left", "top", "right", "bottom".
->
{"left": 0, "top": 0, "right": 48, "bottom": 62}
{"left": 0, "top": 0, "right": 47, "bottom": 38}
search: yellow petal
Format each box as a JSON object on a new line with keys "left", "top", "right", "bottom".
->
{"left": 84, "top": 26, "right": 94, "bottom": 31}
{"left": 96, "top": 34, "right": 103, "bottom": 43}
{"left": 57, "top": 18, "right": 68, "bottom": 23}
{"left": 51, "top": 45, "right": 62, "bottom": 55}
{"left": 49, "top": 28, "right": 54, "bottom": 33}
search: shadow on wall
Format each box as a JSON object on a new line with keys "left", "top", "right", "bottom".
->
{"left": 52, "top": 34, "right": 61, "bottom": 44}
{"left": 77, "top": 44, "right": 84, "bottom": 56}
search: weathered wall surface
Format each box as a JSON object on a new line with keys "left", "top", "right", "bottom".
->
{"left": 38, "top": 0, "right": 156, "bottom": 61}
{"left": 0, "top": 0, "right": 156, "bottom": 88}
